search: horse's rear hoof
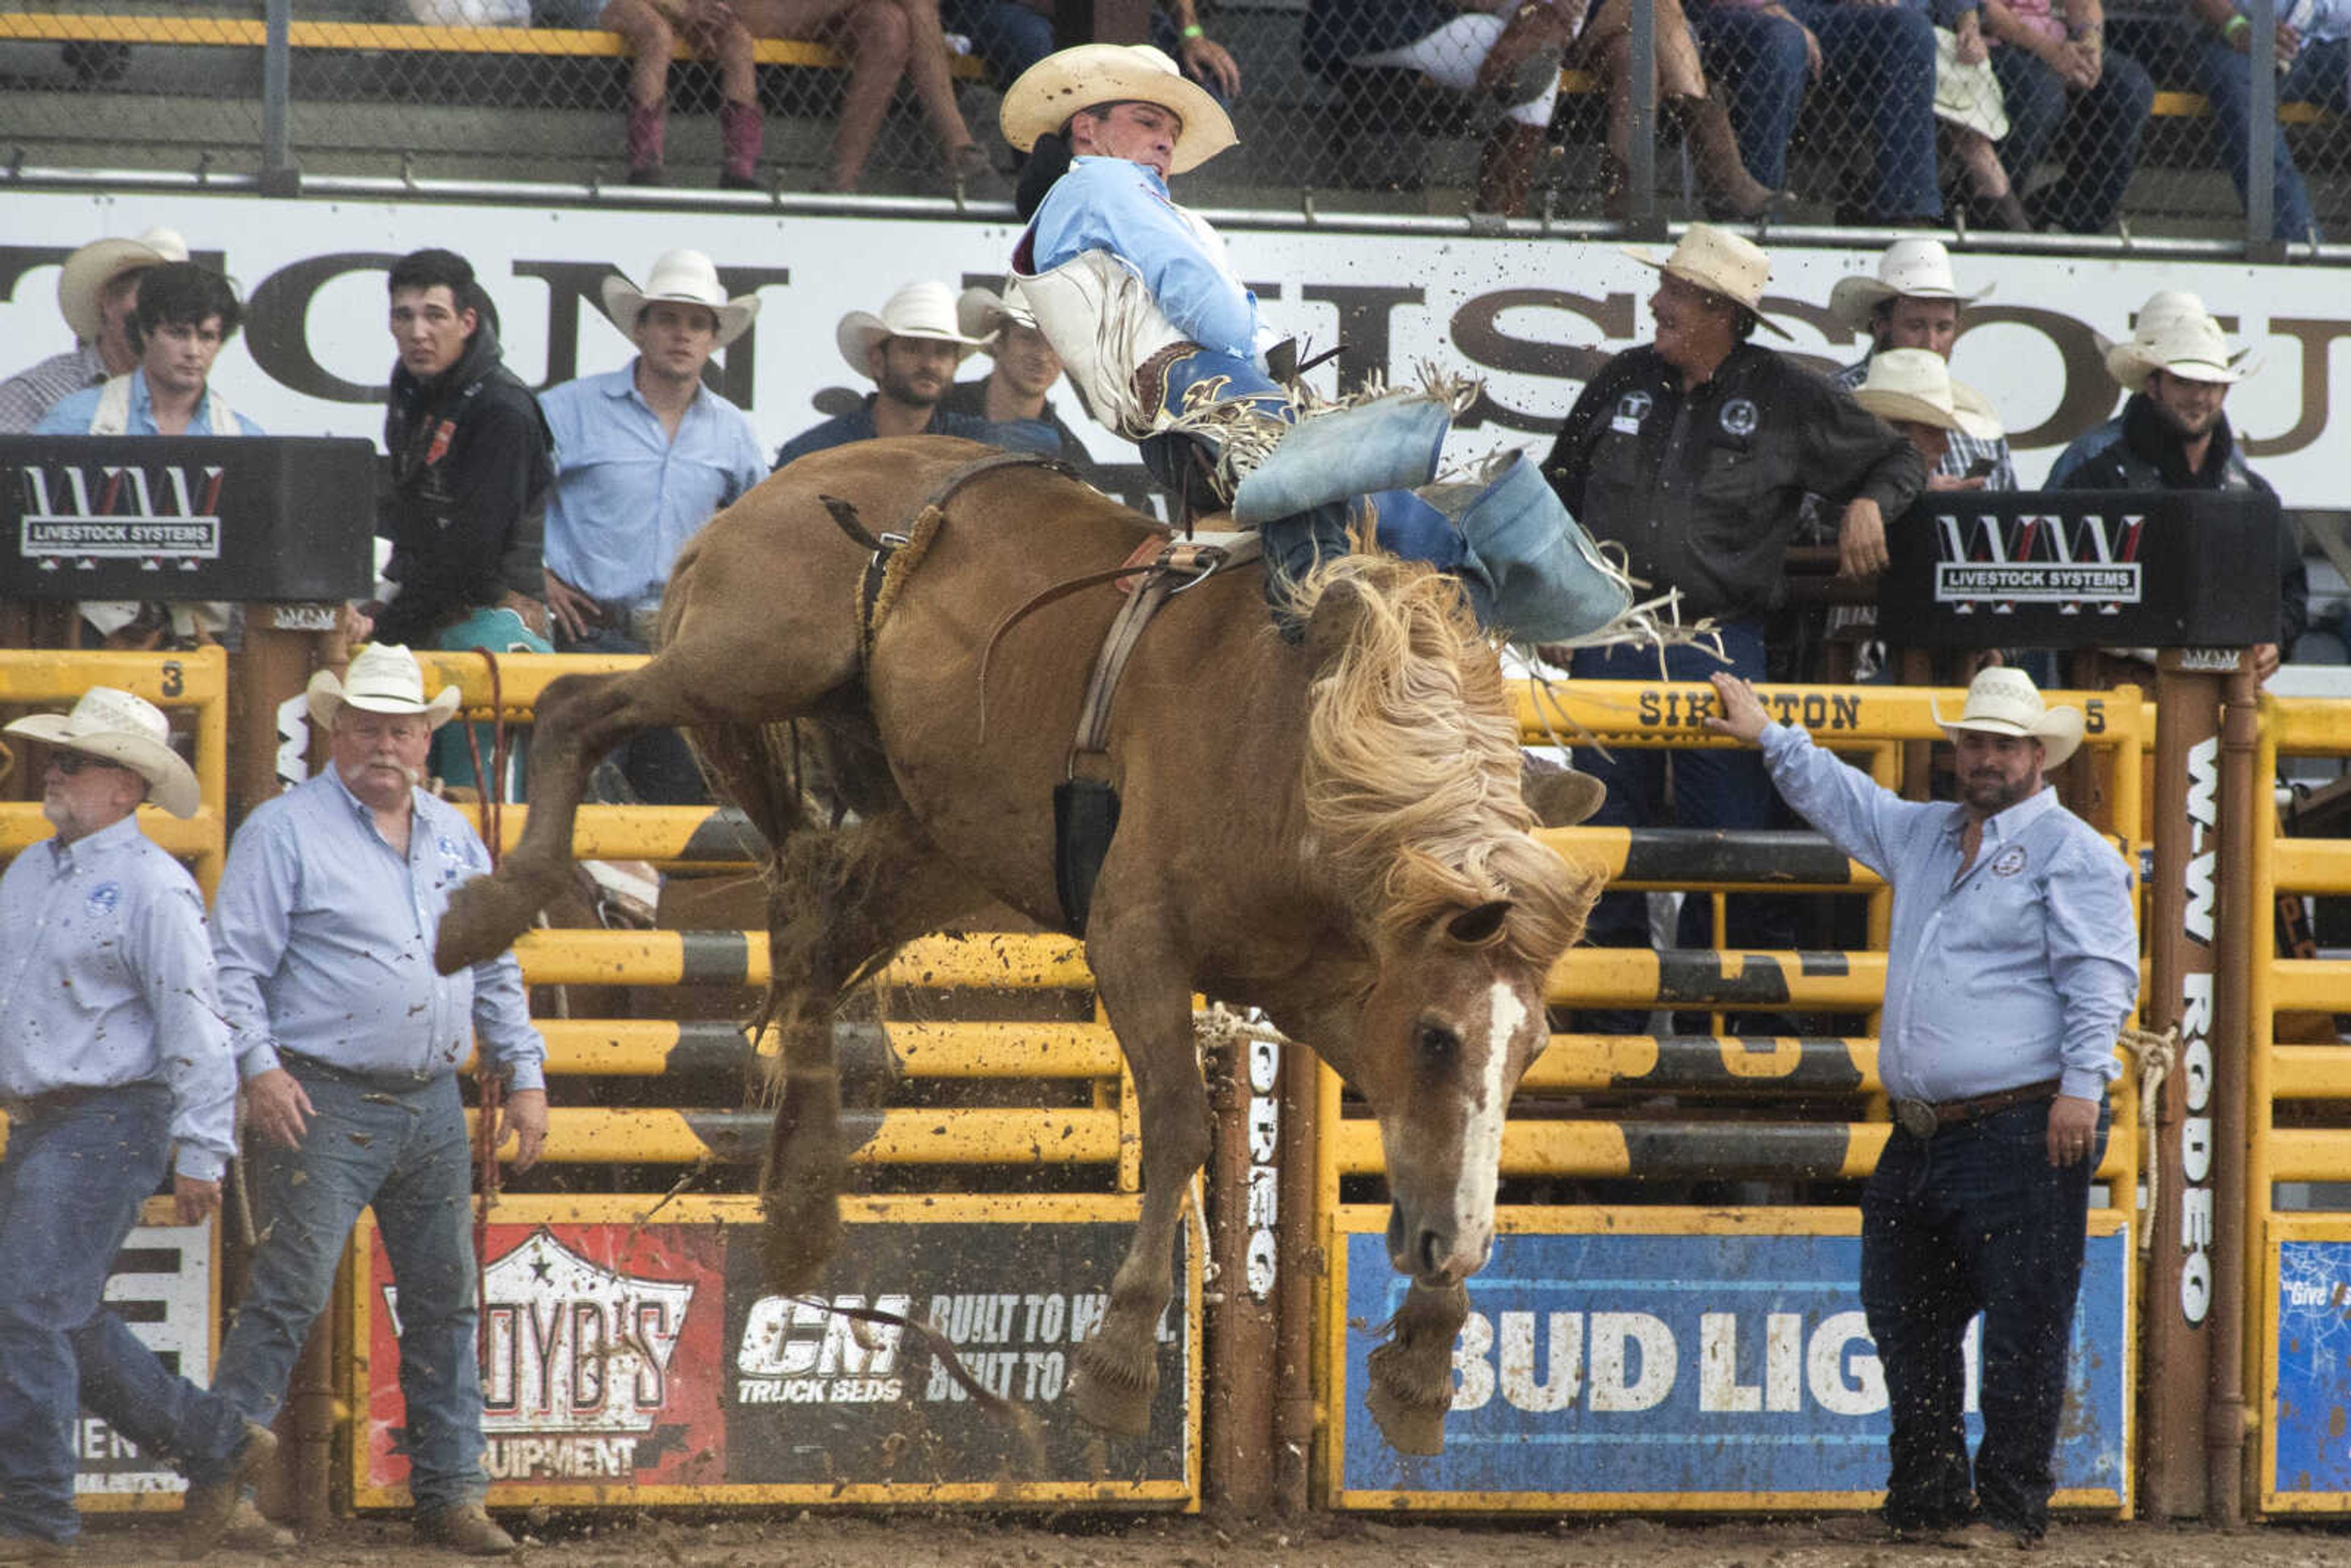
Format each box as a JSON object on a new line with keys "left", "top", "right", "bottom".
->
{"left": 1067, "top": 1341, "right": 1154, "bottom": 1437}
{"left": 1365, "top": 1380, "right": 1448, "bottom": 1456}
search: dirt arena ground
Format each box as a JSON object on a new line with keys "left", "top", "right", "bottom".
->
{"left": 57, "top": 1510, "right": 2351, "bottom": 1567}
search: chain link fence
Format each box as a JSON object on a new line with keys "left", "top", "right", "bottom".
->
{"left": 0, "top": 0, "right": 2342, "bottom": 242}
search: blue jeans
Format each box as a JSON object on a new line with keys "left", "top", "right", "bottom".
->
{"left": 1860, "top": 1097, "right": 2108, "bottom": 1537}
{"left": 1694, "top": 0, "right": 1941, "bottom": 219}
{"left": 2194, "top": 34, "right": 2347, "bottom": 242}
{"left": 0, "top": 1084, "right": 249, "bottom": 1545}
{"left": 946, "top": 0, "right": 1218, "bottom": 100}
{"left": 556, "top": 620, "right": 707, "bottom": 806}
{"left": 1570, "top": 621, "right": 1796, "bottom": 1029}
{"left": 212, "top": 1063, "right": 487, "bottom": 1511}
{"left": 1992, "top": 44, "right": 2154, "bottom": 233}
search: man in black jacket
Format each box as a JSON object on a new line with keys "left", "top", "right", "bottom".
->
{"left": 1543, "top": 225, "right": 1925, "bottom": 1008}
{"left": 374, "top": 249, "right": 553, "bottom": 658}
{"left": 2057, "top": 311, "right": 2305, "bottom": 684}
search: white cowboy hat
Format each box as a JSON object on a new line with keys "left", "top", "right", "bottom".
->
{"left": 601, "top": 249, "right": 760, "bottom": 349}
{"left": 2104, "top": 311, "right": 2260, "bottom": 392}
{"left": 1929, "top": 31, "right": 2009, "bottom": 144}
{"left": 1851, "top": 348, "right": 2004, "bottom": 441}
{"left": 1827, "top": 238, "right": 1992, "bottom": 334}
{"left": 56, "top": 226, "right": 190, "bottom": 343}
{"left": 956, "top": 283, "right": 1040, "bottom": 342}
{"left": 1932, "top": 667, "right": 2084, "bottom": 770}
{"left": 835, "top": 281, "right": 990, "bottom": 378}
{"left": 306, "top": 643, "right": 462, "bottom": 732}
{"left": 1000, "top": 43, "right": 1237, "bottom": 175}
{"left": 4, "top": 685, "right": 201, "bottom": 818}
{"left": 1625, "top": 223, "right": 1791, "bottom": 339}
{"left": 2090, "top": 290, "right": 2254, "bottom": 368}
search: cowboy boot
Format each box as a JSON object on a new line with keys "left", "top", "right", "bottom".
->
{"left": 1669, "top": 91, "right": 1780, "bottom": 221}
{"left": 1428, "top": 452, "right": 1632, "bottom": 643}
{"left": 626, "top": 100, "right": 666, "bottom": 186}
{"left": 719, "top": 99, "right": 763, "bottom": 189}
{"left": 1475, "top": 121, "right": 1552, "bottom": 217}
{"left": 1228, "top": 396, "right": 1454, "bottom": 529}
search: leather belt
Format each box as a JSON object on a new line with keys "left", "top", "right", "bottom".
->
{"left": 3, "top": 1084, "right": 107, "bottom": 1117}
{"left": 1892, "top": 1077, "right": 2063, "bottom": 1140}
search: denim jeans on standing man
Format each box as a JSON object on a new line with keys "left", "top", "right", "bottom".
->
{"left": 211, "top": 1062, "right": 488, "bottom": 1512}
{"left": 0, "top": 1084, "right": 249, "bottom": 1547}
{"left": 1859, "top": 1096, "right": 2109, "bottom": 1538}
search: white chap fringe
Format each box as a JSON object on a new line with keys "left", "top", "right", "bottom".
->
{"left": 1510, "top": 546, "right": 1729, "bottom": 759}
{"left": 1168, "top": 361, "right": 1483, "bottom": 503}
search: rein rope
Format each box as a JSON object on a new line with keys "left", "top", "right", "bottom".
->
{"left": 456, "top": 646, "right": 511, "bottom": 1356}
{"left": 2117, "top": 1022, "right": 2178, "bottom": 1253}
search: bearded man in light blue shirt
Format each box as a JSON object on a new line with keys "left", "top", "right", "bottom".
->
{"left": 208, "top": 643, "right": 547, "bottom": 1559}
{"left": 1708, "top": 666, "right": 2139, "bottom": 1551}
{"left": 540, "top": 250, "right": 767, "bottom": 803}
{"left": 0, "top": 687, "right": 273, "bottom": 1561}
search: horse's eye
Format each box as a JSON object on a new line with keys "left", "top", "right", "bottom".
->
{"left": 1416, "top": 1022, "right": 1459, "bottom": 1067}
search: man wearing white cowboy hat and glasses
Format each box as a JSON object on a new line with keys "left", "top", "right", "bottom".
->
{"left": 1706, "top": 664, "right": 2137, "bottom": 1550}
{"left": 1000, "top": 43, "right": 1626, "bottom": 645}
{"left": 0, "top": 225, "right": 190, "bottom": 434}
{"left": 207, "top": 644, "right": 546, "bottom": 1558}
{"left": 1827, "top": 238, "right": 2015, "bottom": 493}
{"left": 773, "top": 280, "right": 1058, "bottom": 471}
{"left": 0, "top": 687, "right": 282, "bottom": 1561}
{"left": 1542, "top": 225, "right": 1923, "bottom": 1010}
{"left": 540, "top": 250, "right": 766, "bottom": 801}
{"left": 2056, "top": 310, "right": 2305, "bottom": 683}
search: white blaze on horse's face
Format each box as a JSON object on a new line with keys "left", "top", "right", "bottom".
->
{"left": 1449, "top": 978, "right": 1525, "bottom": 1266}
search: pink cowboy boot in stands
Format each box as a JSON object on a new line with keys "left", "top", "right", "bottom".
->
{"left": 719, "top": 99, "right": 763, "bottom": 189}
{"left": 626, "top": 100, "right": 666, "bottom": 185}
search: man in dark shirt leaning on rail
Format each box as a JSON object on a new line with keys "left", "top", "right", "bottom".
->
{"left": 1540, "top": 223, "right": 1925, "bottom": 1016}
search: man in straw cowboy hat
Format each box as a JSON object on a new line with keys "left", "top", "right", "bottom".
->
{"left": 1706, "top": 664, "right": 2138, "bottom": 1550}
{"left": 0, "top": 225, "right": 189, "bottom": 433}
{"left": 0, "top": 688, "right": 279, "bottom": 1561}
{"left": 1541, "top": 225, "right": 1924, "bottom": 1004}
{"left": 772, "top": 279, "right": 1057, "bottom": 470}
{"left": 1827, "top": 238, "right": 2014, "bottom": 492}
{"left": 942, "top": 282, "right": 1095, "bottom": 474}
{"left": 207, "top": 644, "right": 546, "bottom": 1558}
{"left": 1000, "top": 43, "right": 1629, "bottom": 645}
{"left": 2057, "top": 308, "right": 2304, "bottom": 682}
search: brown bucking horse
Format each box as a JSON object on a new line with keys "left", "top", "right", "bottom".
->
{"left": 433, "top": 436, "right": 1601, "bottom": 1453}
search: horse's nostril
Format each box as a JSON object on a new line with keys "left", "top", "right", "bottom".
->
{"left": 1419, "top": 1228, "right": 1447, "bottom": 1276}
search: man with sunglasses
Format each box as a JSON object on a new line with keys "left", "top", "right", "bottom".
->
{"left": 0, "top": 688, "right": 274, "bottom": 1561}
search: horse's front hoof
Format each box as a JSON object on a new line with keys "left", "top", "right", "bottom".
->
{"left": 1364, "top": 1378, "right": 1449, "bottom": 1455}
{"left": 433, "top": 874, "right": 538, "bottom": 975}
{"left": 1067, "top": 1338, "right": 1155, "bottom": 1437}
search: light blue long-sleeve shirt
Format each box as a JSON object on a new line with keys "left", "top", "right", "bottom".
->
{"left": 212, "top": 767, "right": 544, "bottom": 1090}
{"left": 539, "top": 364, "right": 768, "bottom": 610}
{"left": 34, "top": 368, "right": 265, "bottom": 437}
{"left": 0, "top": 814, "right": 238, "bottom": 1180}
{"left": 1031, "top": 156, "right": 1261, "bottom": 359}
{"left": 1759, "top": 721, "right": 2138, "bottom": 1105}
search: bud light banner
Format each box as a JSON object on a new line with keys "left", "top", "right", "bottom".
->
{"left": 353, "top": 1198, "right": 1196, "bottom": 1506}
{"left": 1331, "top": 1212, "right": 2129, "bottom": 1508}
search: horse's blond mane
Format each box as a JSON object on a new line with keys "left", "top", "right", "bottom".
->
{"left": 1292, "top": 554, "right": 1599, "bottom": 971}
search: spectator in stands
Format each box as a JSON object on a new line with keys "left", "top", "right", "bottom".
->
{"left": 541, "top": 250, "right": 766, "bottom": 803}
{"left": 1935, "top": 6, "right": 2034, "bottom": 229}
{"left": 945, "top": 283, "right": 1096, "bottom": 472}
{"left": 1541, "top": 225, "right": 1924, "bottom": 1013}
{"left": 36, "top": 261, "right": 261, "bottom": 650}
{"left": 732, "top": 0, "right": 1000, "bottom": 192}
{"left": 1690, "top": 0, "right": 1943, "bottom": 224}
{"left": 1981, "top": 0, "right": 2153, "bottom": 231}
{"left": 373, "top": 249, "right": 553, "bottom": 798}
{"left": 0, "top": 225, "right": 187, "bottom": 433}
{"left": 2057, "top": 312, "right": 2306, "bottom": 679}
{"left": 1309, "top": 0, "right": 1776, "bottom": 217}
{"left": 0, "top": 688, "right": 274, "bottom": 1563}
{"left": 583, "top": 0, "right": 765, "bottom": 187}
{"left": 950, "top": 0, "right": 1239, "bottom": 99}
{"left": 1827, "top": 239, "right": 2014, "bottom": 490}
{"left": 1706, "top": 664, "right": 2136, "bottom": 1553}
{"left": 2189, "top": 0, "right": 2350, "bottom": 242}
{"left": 208, "top": 643, "right": 544, "bottom": 1562}
{"left": 773, "top": 281, "right": 1057, "bottom": 467}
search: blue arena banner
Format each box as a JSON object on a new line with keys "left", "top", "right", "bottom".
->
{"left": 2271, "top": 1239, "right": 2351, "bottom": 1495}
{"left": 1336, "top": 1223, "right": 2129, "bottom": 1501}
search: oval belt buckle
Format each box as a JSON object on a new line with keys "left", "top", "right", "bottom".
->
{"left": 1895, "top": 1099, "right": 1939, "bottom": 1140}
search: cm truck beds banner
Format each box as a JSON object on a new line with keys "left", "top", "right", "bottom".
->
{"left": 350, "top": 1195, "right": 1197, "bottom": 1507}
{"left": 1328, "top": 1208, "right": 2131, "bottom": 1510}
{"left": 3, "top": 192, "right": 2349, "bottom": 507}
